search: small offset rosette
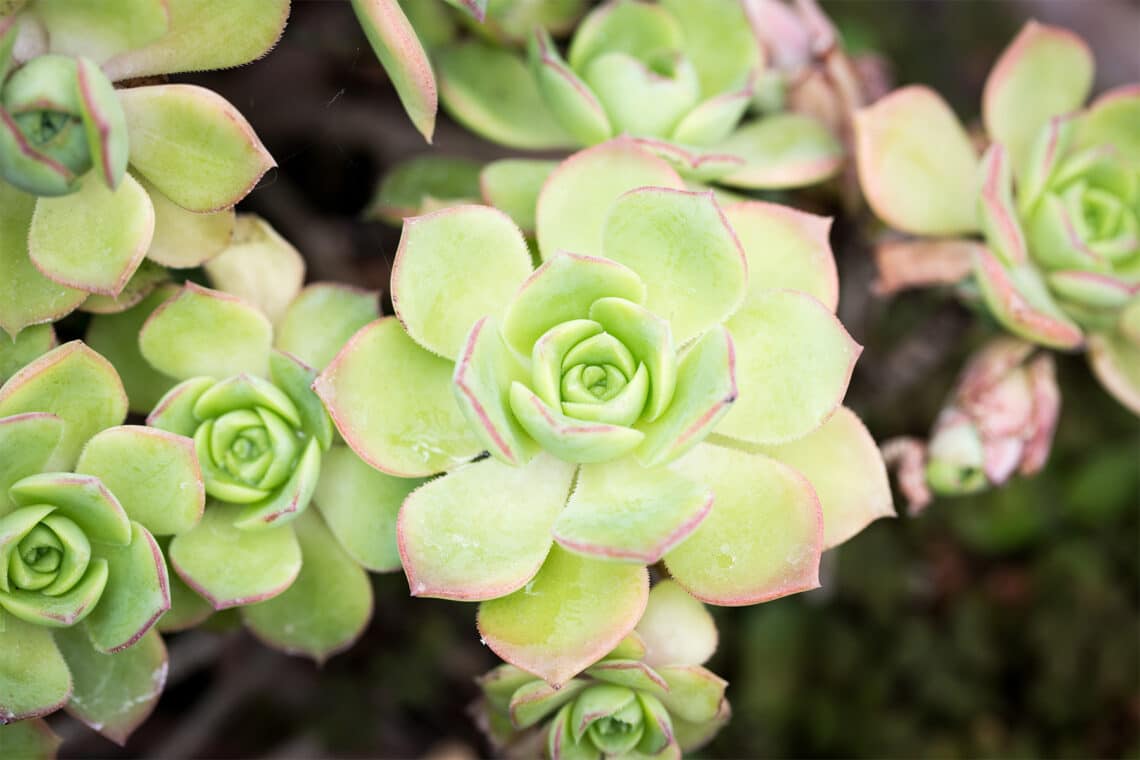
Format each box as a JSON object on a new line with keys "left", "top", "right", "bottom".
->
{"left": 475, "top": 580, "right": 729, "bottom": 760}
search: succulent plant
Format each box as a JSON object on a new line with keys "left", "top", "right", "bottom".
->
{"left": 882, "top": 337, "right": 1060, "bottom": 514}
{"left": 855, "top": 20, "right": 1140, "bottom": 414}
{"left": 316, "top": 138, "right": 893, "bottom": 684}
{"left": 81, "top": 219, "right": 398, "bottom": 660}
{"left": 0, "top": 341, "right": 205, "bottom": 743}
{"left": 0, "top": 0, "right": 286, "bottom": 336}
{"left": 428, "top": 0, "right": 843, "bottom": 193}
{"left": 476, "top": 580, "right": 729, "bottom": 759}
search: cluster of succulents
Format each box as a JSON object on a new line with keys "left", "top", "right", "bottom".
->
{"left": 0, "top": 1, "right": 1134, "bottom": 757}
{"left": 856, "top": 20, "right": 1140, "bottom": 416}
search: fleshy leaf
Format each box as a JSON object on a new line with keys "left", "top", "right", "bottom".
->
{"left": 582, "top": 52, "right": 700, "bottom": 139}
{"left": 102, "top": 0, "right": 289, "bottom": 80}
{"left": 436, "top": 41, "right": 574, "bottom": 150}
{"left": 399, "top": 454, "right": 574, "bottom": 600}
{"left": 0, "top": 342, "right": 128, "bottom": 471}
{"left": 85, "top": 285, "right": 179, "bottom": 414}
{"left": 243, "top": 510, "right": 372, "bottom": 662}
{"left": 0, "top": 718, "right": 62, "bottom": 757}
{"left": 602, "top": 188, "right": 746, "bottom": 345}
{"left": 665, "top": 444, "right": 822, "bottom": 605}
{"left": 81, "top": 521, "right": 168, "bottom": 652}
{"left": 32, "top": 0, "right": 168, "bottom": 63}
{"left": 139, "top": 283, "right": 273, "bottom": 380}
{"left": 146, "top": 377, "right": 213, "bottom": 439}
{"left": 140, "top": 176, "right": 235, "bottom": 268}
{"left": 588, "top": 297, "right": 675, "bottom": 422}
{"left": 204, "top": 215, "right": 305, "bottom": 325}
{"left": 0, "top": 557, "right": 108, "bottom": 627}
{"left": 1075, "top": 86, "right": 1140, "bottom": 162}
{"left": 554, "top": 458, "right": 711, "bottom": 563}
{"left": 392, "top": 205, "right": 532, "bottom": 360}
{"left": 169, "top": 502, "right": 301, "bottom": 609}
{"left": 586, "top": 659, "right": 668, "bottom": 692}
{"left": 351, "top": 0, "right": 437, "bottom": 142}
{"left": 313, "top": 318, "right": 482, "bottom": 477}
{"left": 982, "top": 21, "right": 1093, "bottom": 176}
{"left": 636, "top": 327, "right": 737, "bottom": 467}
{"left": 725, "top": 201, "right": 838, "bottom": 311}
{"left": 314, "top": 446, "right": 424, "bottom": 573}
{"left": 854, "top": 86, "right": 980, "bottom": 234}
{"left": 502, "top": 252, "right": 644, "bottom": 356}
{"left": 0, "top": 185, "right": 87, "bottom": 337}
{"left": 28, "top": 172, "right": 153, "bottom": 296}
{"left": 717, "top": 114, "right": 843, "bottom": 189}
{"left": 75, "top": 56, "right": 129, "bottom": 189}
{"left": 10, "top": 473, "right": 131, "bottom": 546}
{"left": 480, "top": 159, "right": 558, "bottom": 236}
{"left": 478, "top": 545, "right": 649, "bottom": 687}
{"left": 718, "top": 290, "right": 859, "bottom": 444}
{"left": 269, "top": 352, "right": 333, "bottom": 450}
{"left": 55, "top": 626, "right": 166, "bottom": 746}
{"left": 157, "top": 557, "right": 213, "bottom": 632}
{"left": 1088, "top": 330, "right": 1140, "bottom": 415}
{"left": 275, "top": 284, "right": 379, "bottom": 372}
{"left": 366, "top": 155, "right": 482, "bottom": 223}
{"left": 661, "top": 0, "right": 760, "bottom": 96}
{"left": 636, "top": 579, "right": 717, "bottom": 667}
{"left": 566, "top": 0, "right": 682, "bottom": 71}
{"left": 655, "top": 665, "right": 727, "bottom": 723}
{"left": 530, "top": 28, "right": 612, "bottom": 146}
{"left": 76, "top": 426, "right": 203, "bottom": 537}
{"left": 509, "top": 678, "right": 588, "bottom": 730}
{"left": 0, "top": 615, "right": 71, "bottom": 721}
{"left": 118, "top": 84, "right": 275, "bottom": 212}
{"left": 80, "top": 259, "right": 169, "bottom": 315}
{"left": 509, "top": 382, "right": 645, "bottom": 463}
{"left": 671, "top": 87, "right": 752, "bottom": 147}
{"left": 972, "top": 248, "right": 1084, "bottom": 350}
{"left": 0, "top": 413, "right": 63, "bottom": 515}
{"left": 757, "top": 407, "right": 894, "bottom": 549}
{"left": 453, "top": 318, "right": 537, "bottom": 465}
{"left": 0, "top": 325, "right": 55, "bottom": 385}
{"left": 535, "top": 138, "right": 684, "bottom": 259}
{"left": 978, "top": 144, "right": 1027, "bottom": 266}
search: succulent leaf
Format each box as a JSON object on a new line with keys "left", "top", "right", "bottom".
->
{"left": 313, "top": 445, "right": 424, "bottom": 573}
{"left": 393, "top": 205, "right": 532, "bottom": 360}
{"left": 1088, "top": 329, "right": 1140, "bottom": 414}
{"left": 399, "top": 454, "right": 573, "bottom": 600}
{"left": 0, "top": 412, "right": 63, "bottom": 514}
{"left": 54, "top": 626, "right": 166, "bottom": 745}
{"left": 203, "top": 215, "right": 305, "bottom": 326}
{"left": 758, "top": 407, "right": 895, "bottom": 549}
{"left": 313, "top": 317, "right": 482, "bottom": 477}
{"left": 242, "top": 510, "right": 372, "bottom": 662}
{"left": 477, "top": 545, "right": 648, "bottom": 687}
{"left": 275, "top": 283, "right": 379, "bottom": 372}
{"left": 479, "top": 159, "right": 557, "bottom": 235}
{"left": 81, "top": 521, "right": 169, "bottom": 653}
{"left": 0, "top": 614, "right": 71, "bottom": 722}
{"left": 0, "top": 325, "right": 55, "bottom": 385}
{"left": 718, "top": 290, "right": 859, "bottom": 444}
{"left": 28, "top": 172, "right": 153, "bottom": 296}
{"left": 0, "top": 342, "right": 128, "bottom": 471}
{"left": 553, "top": 457, "right": 712, "bottom": 563}
{"left": 350, "top": 0, "right": 437, "bottom": 142}
{"left": 665, "top": 444, "right": 822, "bottom": 605}
{"left": 983, "top": 20, "right": 1094, "bottom": 176}
{"left": 716, "top": 114, "right": 844, "bottom": 190}
{"left": 139, "top": 284, "right": 273, "bottom": 380}
{"left": 168, "top": 502, "right": 301, "bottom": 609}
{"left": 635, "top": 579, "right": 717, "bottom": 668}
{"left": 118, "top": 84, "right": 274, "bottom": 213}
{"left": 75, "top": 425, "right": 203, "bottom": 537}
{"left": 529, "top": 27, "right": 612, "bottom": 147}
{"left": 854, "top": 86, "right": 980, "bottom": 235}
{"left": 535, "top": 138, "right": 683, "bottom": 259}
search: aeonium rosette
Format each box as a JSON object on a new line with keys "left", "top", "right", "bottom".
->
{"left": 476, "top": 580, "right": 729, "bottom": 760}
{"left": 854, "top": 20, "right": 1140, "bottom": 414}
{"left": 82, "top": 222, "right": 394, "bottom": 663}
{"left": 316, "top": 139, "right": 894, "bottom": 685}
{"left": 0, "top": 0, "right": 287, "bottom": 336}
{"left": 0, "top": 341, "right": 204, "bottom": 744}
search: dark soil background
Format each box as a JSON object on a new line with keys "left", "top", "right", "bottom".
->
{"left": 51, "top": 1, "right": 1139, "bottom": 757}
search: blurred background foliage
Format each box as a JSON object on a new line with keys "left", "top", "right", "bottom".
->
{"left": 47, "top": 0, "right": 1138, "bottom": 756}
